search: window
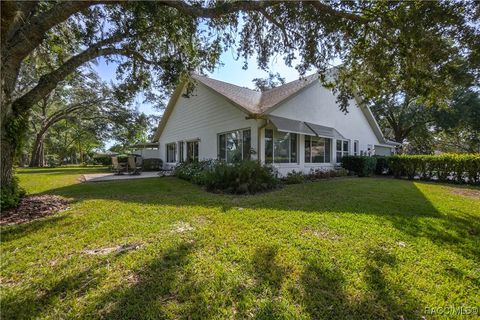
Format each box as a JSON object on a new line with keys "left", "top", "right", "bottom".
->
{"left": 218, "top": 129, "right": 251, "bottom": 162}
{"left": 166, "top": 143, "right": 176, "bottom": 163}
{"left": 354, "top": 140, "right": 359, "bottom": 156}
{"left": 265, "top": 129, "right": 297, "bottom": 164}
{"left": 336, "top": 140, "right": 349, "bottom": 162}
{"left": 178, "top": 141, "right": 184, "bottom": 162}
{"left": 186, "top": 141, "right": 199, "bottom": 162}
{"left": 305, "top": 136, "right": 331, "bottom": 163}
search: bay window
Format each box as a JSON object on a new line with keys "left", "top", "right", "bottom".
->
{"left": 166, "top": 143, "right": 176, "bottom": 163}
{"left": 305, "top": 136, "right": 331, "bottom": 163}
{"left": 218, "top": 129, "right": 251, "bottom": 162}
{"left": 336, "top": 140, "right": 349, "bottom": 162}
{"left": 265, "top": 129, "right": 297, "bottom": 164}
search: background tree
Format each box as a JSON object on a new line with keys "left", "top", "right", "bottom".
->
{"left": 252, "top": 72, "right": 285, "bottom": 91}
{"left": 1, "top": 1, "right": 478, "bottom": 202}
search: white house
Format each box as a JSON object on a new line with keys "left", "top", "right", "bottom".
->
{"left": 151, "top": 72, "right": 398, "bottom": 176}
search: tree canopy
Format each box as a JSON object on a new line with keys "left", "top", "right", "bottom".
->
{"left": 1, "top": 0, "right": 479, "bottom": 191}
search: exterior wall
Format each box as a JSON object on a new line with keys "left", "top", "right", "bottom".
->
{"left": 269, "top": 82, "right": 382, "bottom": 154}
{"left": 375, "top": 145, "right": 394, "bottom": 156}
{"left": 132, "top": 149, "right": 160, "bottom": 159}
{"left": 259, "top": 125, "right": 336, "bottom": 177}
{"left": 158, "top": 83, "right": 259, "bottom": 169}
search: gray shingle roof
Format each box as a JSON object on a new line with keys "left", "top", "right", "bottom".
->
{"left": 191, "top": 73, "right": 320, "bottom": 114}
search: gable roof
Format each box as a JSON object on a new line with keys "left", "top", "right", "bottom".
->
{"left": 191, "top": 73, "right": 319, "bottom": 114}
{"left": 153, "top": 72, "right": 393, "bottom": 145}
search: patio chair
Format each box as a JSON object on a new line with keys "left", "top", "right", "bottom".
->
{"left": 112, "top": 156, "right": 127, "bottom": 175}
{"left": 128, "top": 155, "right": 142, "bottom": 175}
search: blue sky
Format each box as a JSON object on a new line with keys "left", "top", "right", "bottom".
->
{"left": 92, "top": 50, "right": 307, "bottom": 118}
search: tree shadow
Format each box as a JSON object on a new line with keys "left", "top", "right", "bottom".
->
{"left": 1, "top": 215, "right": 68, "bottom": 243}
{"left": 92, "top": 241, "right": 195, "bottom": 320}
{"left": 2, "top": 256, "right": 116, "bottom": 319}
{"left": 37, "top": 177, "right": 479, "bottom": 260}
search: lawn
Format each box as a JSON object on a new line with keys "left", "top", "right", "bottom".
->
{"left": 1, "top": 167, "right": 479, "bottom": 319}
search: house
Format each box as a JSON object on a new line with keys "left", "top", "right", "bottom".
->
{"left": 151, "top": 72, "right": 398, "bottom": 176}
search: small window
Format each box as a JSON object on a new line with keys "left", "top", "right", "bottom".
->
{"left": 305, "top": 136, "right": 332, "bottom": 163}
{"left": 354, "top": 140, "right": 359, "bottom": 156}
{"left": 178, "top": 141, "right": 184, "bottom": 162}
{"left": 218, "top": 129, "right": 251, "bottom": 162}
{"left": 265, "top": 129, "right": 297, "bottom": 164}
{"left": 166, "top": 143, "right": 176, "bottom": 163}
{"left": 336, "top": 139, "right": 349, "bottom": 162}
{"left": 187, "top": 141, "right": 199, "bottom": 162}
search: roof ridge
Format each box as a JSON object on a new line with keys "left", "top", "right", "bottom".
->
{"left": 191, "top": 72, "right": 322, "bottom": 114}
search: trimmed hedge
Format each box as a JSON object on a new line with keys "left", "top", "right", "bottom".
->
{"left": 388, "top": 154, "right": 480, "bottom": 184}
{"left": 174, "top": 160, "right": 279, "bottom": 194}
{"left": 341, "top": 156, "right": 377, "bottom": 177}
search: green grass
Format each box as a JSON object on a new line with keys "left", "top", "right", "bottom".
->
{"left": 2, "top": 167, "right": 479, "bottom": 319}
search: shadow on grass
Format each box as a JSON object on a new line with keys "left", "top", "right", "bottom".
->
{"left": 31, "top": 176, "right": 480, "bottom": 260}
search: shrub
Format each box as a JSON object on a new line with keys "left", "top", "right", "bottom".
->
{"left": 373, "top": 156, "right": 390, "bottom": 175}
{"left": 143, "top": 158, "right": 163, "bottom": 171}
{"left": 284, "top": 171, "right": 305, "bottom": 184}
{"left": 388, "top": 154, "right": 480, "bottom": 185}
{"left": 341, "top": 156, "right": 377, "bottom": 177}
{"left": 1, "top": 177, "right": 26, "bottom": 210}
{"left": 174, "top": 159, "right": 220, "bottom": 185}
{"left": 307, "top": 168, "right": 348, "bottom": 180}
{"left": 204, "top": 160, "right": 279, "bottom": 194}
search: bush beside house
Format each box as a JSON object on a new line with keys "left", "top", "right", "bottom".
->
{"left": 174, "top": 160, "right": 279, "bottom": 194}
{"left": 341, "top": 156, "right": 377, "bottom": 177}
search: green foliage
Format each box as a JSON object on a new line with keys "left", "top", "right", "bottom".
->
{"left": 341, "top": 156, "right": 377, "bottom": 177}
{"left": 174, "top": 160, "right": 220, "bottom": 185}
{"left": 5, "top": 167, "right": 479, "bottom": 319}
{"left": 204, "top": 161, "right": 279, "bottom": 194}
{"left": 143, "top": 158, "right": 163, "bottom": 171}
{"left": 0, "top": 177, "right": 26, "bottom": 210}
{"left": 175, "top": 160, "right": 279, "bottom": 194}
{"left": 373, "top": 156, "right": 390, "bottom": 175}
{"left": 388, "top": 154, "right": 480, "bottom": 184}
{"left": 284, "top": 171, "right": 306, "bottom": 184}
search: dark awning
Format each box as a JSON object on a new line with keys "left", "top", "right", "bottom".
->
{"left": 268, "top": 115, "right": 316, "bottom": 136}
{"left": 305, "top": 122, "right": 346, "bottom": 140}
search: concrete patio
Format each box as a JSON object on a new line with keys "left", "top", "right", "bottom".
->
{"left": 82, "top": 171, "right": 172, "bottom": 182}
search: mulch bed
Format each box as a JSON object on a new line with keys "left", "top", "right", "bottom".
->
{"left": 1, "top": 195, "right": 70, "bottom": 226}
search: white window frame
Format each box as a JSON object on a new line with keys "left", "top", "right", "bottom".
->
{"left": 336, "top": 139, "right": 349, "bottom": 163}
{"left": 217, "top": 128, "right": 251, "bottom": 162}
{"left": 264, "top": 128, "right": 298, "bottom": 164}
{"left": 186, "top": 140, "right": 199, "bottom": 162}
{"left": 166, "top": 142, "right": 177, "bottom": 163}
{"left": 178, "top": 141, "right": 184, "bottom": 163}
{"left": 305, "top": 135, "right": 331, "bottom": 163}
{"left": 354, "top": 140, "right": 359, "bottom": 156}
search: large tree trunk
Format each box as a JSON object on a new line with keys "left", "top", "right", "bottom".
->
{"left": 29, "top": 132, "right": 45, "bottom": 167}
{"left": 1, "top": 131, "right": 15, "bottom": 189}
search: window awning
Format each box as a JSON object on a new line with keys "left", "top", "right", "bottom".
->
{"left": 268, "top": 115, "right": 346, "bottom": 140}
{"left": 305, "top": 122, "right": 346, "bottom": 140}
{"left": 268, "top": 115, "right": 316, "bottom": 136}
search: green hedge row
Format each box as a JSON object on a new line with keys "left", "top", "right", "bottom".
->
{"left": 387, "top": 154, "right": 480, "bottom": 184}
{"left": 341, "top": 156, "right": 377, "bottom": 177}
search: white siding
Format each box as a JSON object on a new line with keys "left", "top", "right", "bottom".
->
{"left": 158, "top": 83, "right": 258, "bottom": 168}
{"left": 132, "top": 149, "right": 160, "bottom": 159}
{"left": 269, "top": 82, "right": 382, "bottom": 154}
